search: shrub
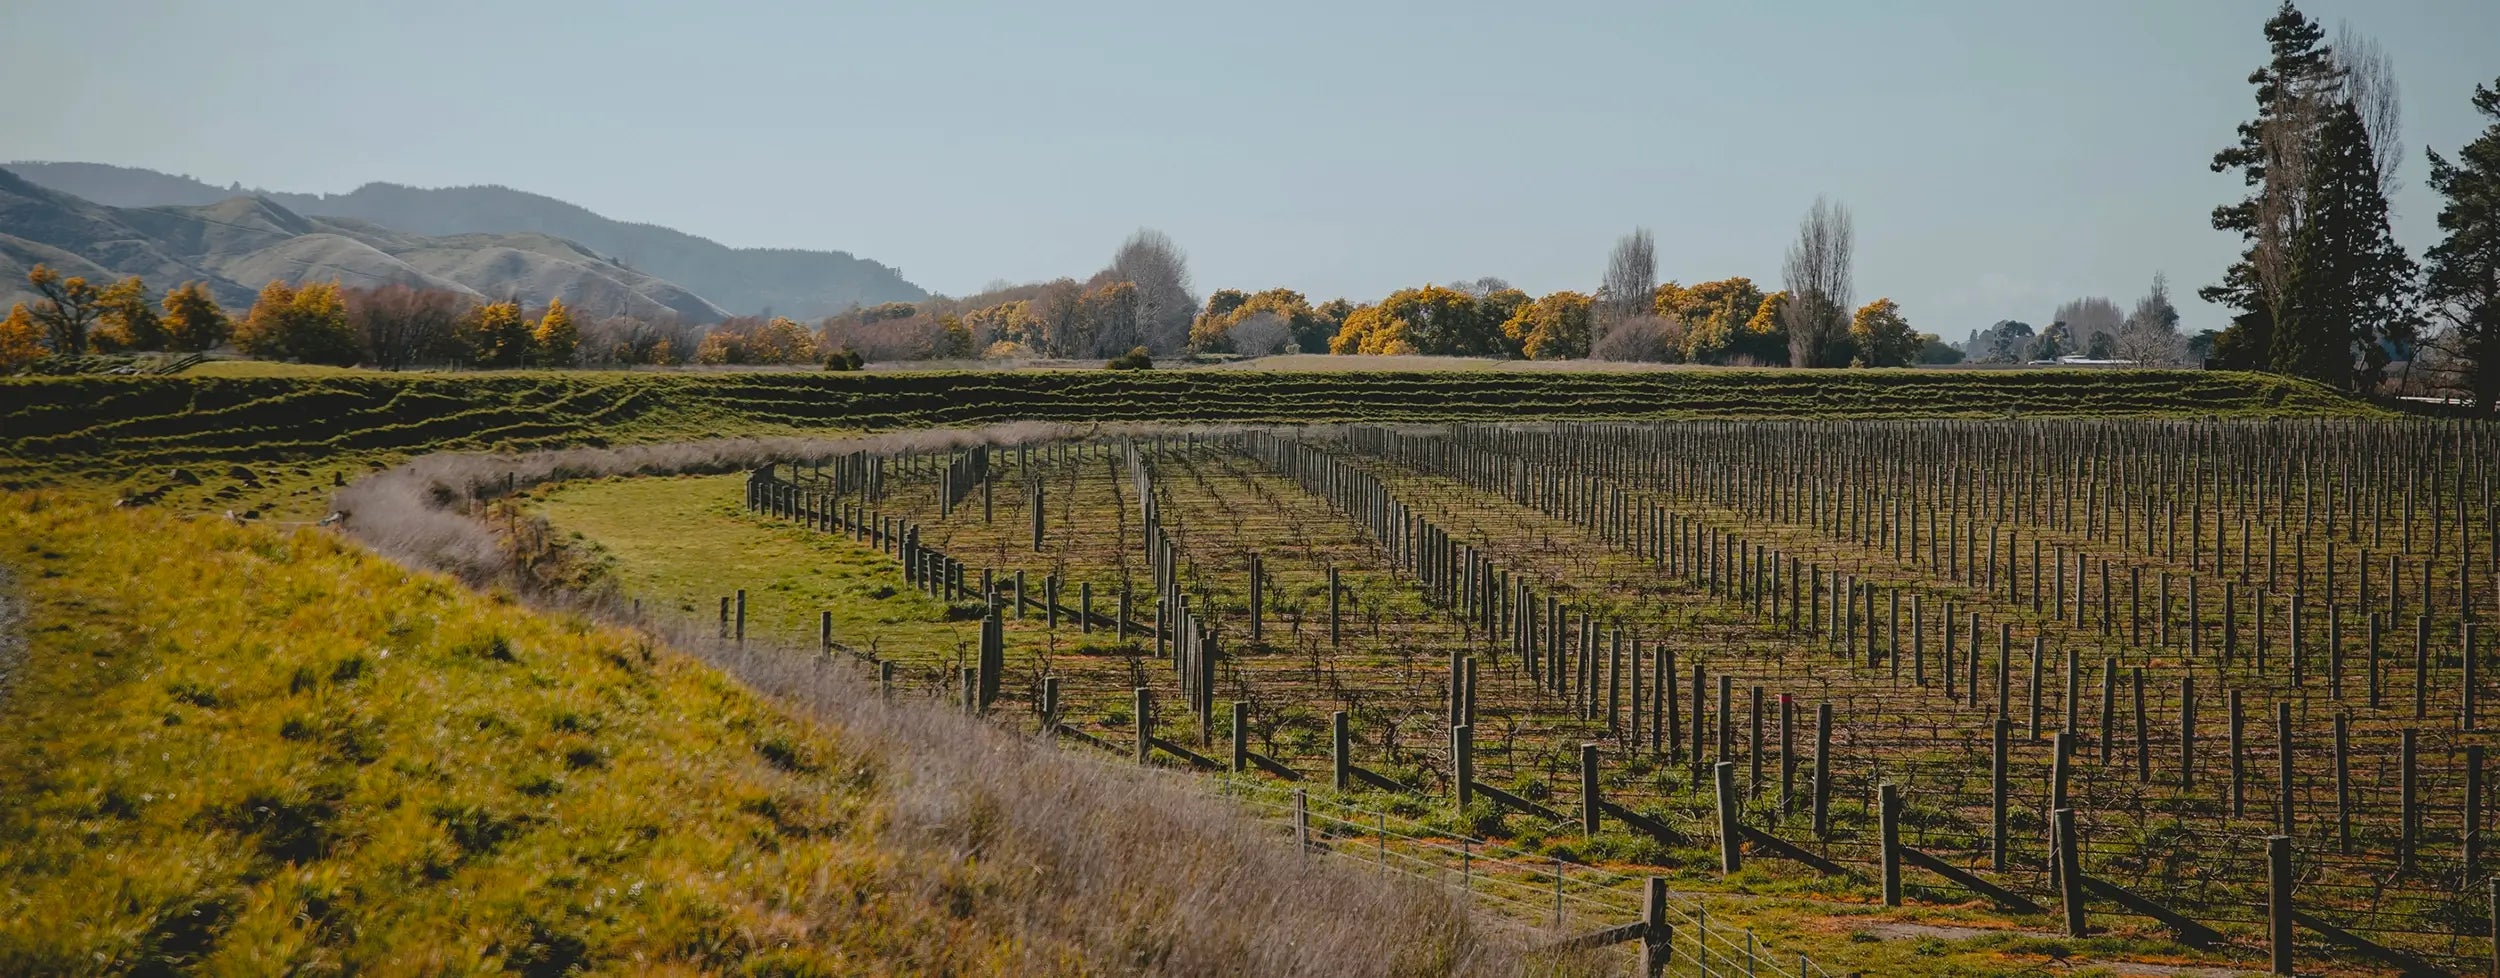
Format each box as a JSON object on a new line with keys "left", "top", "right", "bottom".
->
{"left": 1107, "top": 346, "right": 1154, "bottom": 370}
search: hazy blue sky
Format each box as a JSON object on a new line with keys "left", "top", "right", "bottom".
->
{"left": 5, "top": 0, "right": 2497, "bottom": 338}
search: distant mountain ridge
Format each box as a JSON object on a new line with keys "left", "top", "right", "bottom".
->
{"left": 0, "top": 167, "right": 730, "bottom": 322}
{"left": 5, "top": 161, "right": 927, "bottom": 319}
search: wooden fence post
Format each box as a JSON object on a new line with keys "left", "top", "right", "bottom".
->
{"left": 1992, "top": 718, "right": 2010, "bottom": 871}
{"left": 2268, "top": 834, "right": 2294, "bottom": 976}
{"left": 1716, "top": 761, "right": 1742, "bottom": 875}
{"left": 1454, "top": 723, "right": 1474, "bottom": 816}
{"left": 1748, "top": 685, "right": 1765, "bottom": 797}
{"left": 1294, "top": 787, "right": 1309, "bottom": 853}
{"left": 1328, "top": 567, "right": 1342, "bottom": 648}
{"left": 1135, "top": 687, "right": 1152, "bottom": 766}
{"left": 1041, "top": 676, "right": 1060, "bottom": 736}
{"left": 1333, "top": 710, "right": 1350, "bottom": 792}
{"left": 1639, "top": 877, "right": 1671, "bottom": 978}
{"left": 1813, "top": 702, "right": 1834, "bottom": 840}
{"left": 1580, "top": 743, "right": 1601, "bottom": 836}
{"left": 1880, "top": 782, "right": 1902, "bottom": 907}
{"left": 1230, "top": 700, "right": 1248, "bottom": 774}
{"left": 2181, "top": 676, "right": 2198, "bottom": 789}
{"left": 2134, "top": 667, "right": 2150, "bottom": 784}
{"left": 2467, "top": 621, "right": 2481, "bottom": 732}
{"left": 2468, "top": 743, "right": 2485, "bottom": 883}
{"left": 2334, "top": 712, "right": 2352, "bottom": 853}
{"left": 2099, "top": 657, "right": 2117, "bottom": 765}
{"left": 1779, "top": 695, "right": 1796, "bottom": 814}
{"left": 2400, "top": 727, "right": 2419, "bottom": 872}
{"left": 1249, "top": 554, "right": 1263, "bottom": 643}
{"left": 2056, "top": 808, "right": 2085, "bottom": 937}
{"left": 2276, "top": 701, "right": 2295, "bottom": 838}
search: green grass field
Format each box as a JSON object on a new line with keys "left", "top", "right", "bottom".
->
{"left": 529, "top": 473, "right": 976, "bottom": 660}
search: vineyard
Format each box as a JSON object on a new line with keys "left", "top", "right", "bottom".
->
{"left": 658, "top": 417, "right": 2500, "bottom": 976}
{"left": 0, "top": 369, "right": 2374, "bottom": 509}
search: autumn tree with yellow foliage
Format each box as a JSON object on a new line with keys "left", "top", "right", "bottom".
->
{"left": 1330, "top": 284, "right": 1521, "bottom": 357}
{"left": 1189, "top": 288, "right": 1337, "bottom": 355}
{"left": 532, "top": 298, "right": 579, "bottom": 366}
{"left": 463, "top": 301, "right": 533, "bottom": 368}
{"left": 1848, "top": 298, "right": 1919, "bottom": 367}
{"left": 0, "top": 304, "right": 44, "bottom": 371}
{"left": 1656, "top": 277, "right": 1786, "bottom": 365}
{"left": 1501, "top": 291, "right": 1595, "bottom": 360}
{"left": 91, "top": 277, "right": 165, "bottom": 353}
{"left": 159, "top": 282, "right": 231, "bottom": 352}
{"left": 694, "top": 316, "right": 816, "bottom": 365}
{"left": 234, "top": 281, "right": 359, "bottom": 365}
{"left": 25, "top": 265, "right": 101, "bottom": 355}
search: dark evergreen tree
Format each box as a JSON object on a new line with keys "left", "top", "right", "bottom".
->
{"left": 2203, "top": 2, "right": 2337, "bottom": 367}
{"left": 2424, "top": 77, "right": 2500, "bottom": 412}
{"left": 2273, "top": 100, "right": 2419, "bottom": 390}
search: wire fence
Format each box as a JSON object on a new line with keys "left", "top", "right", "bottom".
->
{"left": 1074, "top": 738, "right": 1842, "bottom": 978}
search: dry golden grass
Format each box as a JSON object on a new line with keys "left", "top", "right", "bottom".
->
{"left": 0, "top": 494, "right": 1562, "bottom": 976}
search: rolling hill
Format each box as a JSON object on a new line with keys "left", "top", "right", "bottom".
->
{"left": 0, "top": 168, "right": 729, "bottom": 322}
{"left": 6, "top": 161, "right": 928, "bottom": 319}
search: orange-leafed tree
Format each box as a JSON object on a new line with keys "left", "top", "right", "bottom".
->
{"left": 532, "top": 298, "right": 579, "bottom": 366}
{"left": 0, "top": 303, "right": 45, "bottom": 371}
{"left": 1848, "top": 298, "right": 1918, "bottom": 367}
{"left": 160, "top": 282, "right": 232, "bottom": 352}
{"left": 26, "top": 264, "right": 102, "bottom": 355}
{"left": 92, "top": 277, "right": 165, "bottom": 352}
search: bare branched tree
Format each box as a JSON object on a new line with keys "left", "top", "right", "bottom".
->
{"left": 1599, "top": 229, "right": 1657, "bottom": 340}
{"left": 2252, "top": 45, "right": 2353, "bottom": 315}
{"left": 2115, "top": 272, "right": 2188, "bottom": 366}
{"left": 1029, "top": 279, "right": 1089, "bottom": 358}
{"left": 1106, "top": 229, "right": 1197, "bottom": 355}
{"left": 346, "top": 283, "right": 472, "bottom": 369}
{"left": 2335, "top": 22, "right": 2403, "bottom": 200}
{"left": 1781, "top": 197, "right": 1855, "bottom": 367}
{"left": 1224, "top": 311, "right": 1293, "bottom": 356}
{"left": 2052, "top": 296, "right": 2127, "bottom": 356}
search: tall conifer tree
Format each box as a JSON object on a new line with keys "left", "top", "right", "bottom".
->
{"left": 2273, "top": 100, "right": 2417, "bottom": 390}
{"left": 2205, "top": 3, "right": 2336, "bottom": 368}
{"left": 2424, "top": 78, "right": 2500, "bottom": 411}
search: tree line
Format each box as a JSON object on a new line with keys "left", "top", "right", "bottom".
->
{"left": 1, "top": 270, "right": 609, "bottom": 372}
{"left": 2199, "top": 2, "right": 2500, "bottom": 410}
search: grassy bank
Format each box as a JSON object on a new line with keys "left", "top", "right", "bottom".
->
{"left": 0, "top": 494, "right": 957, "bottom": 973}
{"left": 0, "top": 495, "right": 1529, "bottom": 976}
